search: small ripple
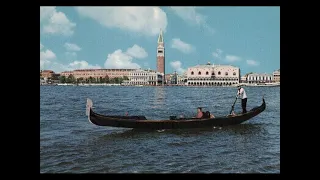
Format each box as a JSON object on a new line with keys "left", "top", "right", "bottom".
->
{"left": 167, "top": 141, "right": 194, "bottom": 147}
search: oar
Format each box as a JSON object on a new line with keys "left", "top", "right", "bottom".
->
{"left": 229, "top": 96, "right": 238, "bottom": 115}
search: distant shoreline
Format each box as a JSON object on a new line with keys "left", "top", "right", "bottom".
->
{"left": 40, "top": 83, "right": 280, "bottom": 87}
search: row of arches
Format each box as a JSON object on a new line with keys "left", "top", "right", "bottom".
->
{"left": 247, "top": 81, "right": 273, "bottom": 83}
{"left": 191, "top": 71, "right": 237, "bottom": 76}
{"left": 188, "top": 82, "right": 238, "bottom": 86}
{"left": 126, "top": 82, "right": 158, "bottom": 85}
{"left": 188, "top": 78, "right": 239, "bottom": 81}
{"left": 248, "top": 76, "right": 272, "bottom": 81}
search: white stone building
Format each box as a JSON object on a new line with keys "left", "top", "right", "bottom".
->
{"left": 124, "top": 69, "right": 164, "bottom": 86}
{"left": 187, "top": 62, "right": 240, "bottom": 86}
{"left": 167, "top": 71, "right": 187, "bottom": 85}
{"left": 241, "top": 76, "right": 247, "bottom": 83}
{"left": 247, "top": 73, "right": 273, "bottom": 84}
{"left": 178, "top": 72, "right": 188, "bottom": 85}
{"left": 273, "top": 69, "right": 280, "bottom": 82}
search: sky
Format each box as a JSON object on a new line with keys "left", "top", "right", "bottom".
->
{"left": 40, "top": 6, "right": 280, "bottom": 75}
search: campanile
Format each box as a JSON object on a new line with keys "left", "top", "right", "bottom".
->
{"left": 157, "top": 29, "right": 165, "bottom": 78}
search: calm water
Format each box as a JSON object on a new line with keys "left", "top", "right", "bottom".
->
{"left": 40, "top": 86, "right": 280, "bottom": 173}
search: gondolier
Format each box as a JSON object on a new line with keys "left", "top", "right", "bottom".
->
{"left": 237, "top": 85, "right": 247, "bottom": 114}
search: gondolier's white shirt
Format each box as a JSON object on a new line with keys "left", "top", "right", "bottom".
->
{"left": 238, "top": 88, "right": 247, "bottom": 99}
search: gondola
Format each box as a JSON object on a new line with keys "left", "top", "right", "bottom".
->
{"left": 85, "top": 97, "right": 266, "bottom": 130}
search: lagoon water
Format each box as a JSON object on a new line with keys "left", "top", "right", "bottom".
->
{"left": 40, "top": 86, "right": 280, "bottom": 173}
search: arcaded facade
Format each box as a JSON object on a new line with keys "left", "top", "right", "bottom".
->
{"left": 60, "top": 69, "right": 136, "bottom": 79}
{"left": 247, "top": 73, "right": 273, "bottom": 83}
{"left": 124, "top": 69, "right": 164, "bottom": 86}
{"left": 187, "top": 62, "right": 240, "bottom": 86}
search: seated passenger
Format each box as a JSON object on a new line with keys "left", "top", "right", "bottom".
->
{"left": 196, "top": 107, "right": 203, "bottom": 118}
{"left": 203, "top": 111, "right": 214, "bottom": 118}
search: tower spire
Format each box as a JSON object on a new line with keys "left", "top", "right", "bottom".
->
{"left": 158, "top": 28, "right": 163, "bottom": 43}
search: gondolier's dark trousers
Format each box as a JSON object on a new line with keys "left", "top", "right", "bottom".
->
{"left": 241, "top": 98, "right": 247, "bottom": 114}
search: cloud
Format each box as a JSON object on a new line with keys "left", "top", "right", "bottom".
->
{"left": 48, "top": 60, "right": 100, "bottom": 73}
{"left": 64, "top": 43, "right": 81, "bottom": 61}
{"left": 68, "top": 60, "right": 101, "bottom": 69}
{"left": 104, "top": 49, "right": 141, "bottom": 69}
{"left": 170, "top": 61, "right": 185, "bottom": 74}
{"left": 40, "top": 6, "right": 76, "bottom": 36}
{"left": 212, "top": 48, "right": 223, "bottom": 60}
{"left": 40, "top": 7, "right": 55, "bottom": 22}
{"left": 171, "top": 38, "right": 194, "bottom": 54}
{"left": 75, "top": 7, "right": 167, "bottom": 36}
{"left": 170, "top": 7, "right": 214, "bottom": 34}
{"left": 48, "top": 62, "right": 70, "bottom": 73}
{"left": 40, "top": 50, "right": 56, "bottom": 60}
{"left": 143, "top": 62, "right": 149, "bottom": 68}
{"left": 40, "top": 49, "right": 56, "bottom": 69}
{"left": 41, "top": 59, "right": 101, "bottom": 73}
{"left": 126, "top": 44, "right": 148, "bottom": 59}
{"left": 104, "top": 44, "right": 148, "bottom": 69}
{"left": 246, "top": 59, "right": 259, "bottom": 66}
{"left": 64, "top": 43, "right": 81, "bottom": 51}
{"left": 225, "top": 55, "right": 242, "bottom": 62}
{"left": 65, "top": 52, "right": 77, "bottom": 60}
{"left": 40, "top": 43, "right": 99, "bottom": 72}
{"left": 212, "top": 48, "right": 243, "bottom": 63}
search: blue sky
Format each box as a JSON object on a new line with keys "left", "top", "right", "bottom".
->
{"left": 40, "top": 6, "right": 280, "bottom": 75}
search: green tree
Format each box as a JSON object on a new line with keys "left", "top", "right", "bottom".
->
{"left": 78, "top": 77, "right": 84, "bottom": 83}
{"left": 119, "top": 77, "right": 124, "bottom": 84}
{"left": 105, "top": 75, "right": 110, "bottom": 83}
{"left": 88, "top": 76, "right": 93, "bottom": 83}
{"left": 66, "top": 74, "right": 76, "bottom": 83}
{"left": 113, "top": 77, "right": 119, "bottom": 84}
{"left": 51, "top": 74, "right": 59, "bottom": 80}
{"left": 123, "top": 76, "right": 129, "bottom": 80}
{"left": 99, "top": 77, "right": 103, "bottom": 83}
{"left": 109, "top": 78, "right": 115, "bottom": 84}
{"left": 59, "top": 76, "right": 66, "bottom": 83}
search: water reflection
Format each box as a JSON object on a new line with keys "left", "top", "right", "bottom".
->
{"left": 151, "top": 87, "right": 165, "bottom": 108}
{"left": 95, "top": 123, "right": 264, "bottom": 139}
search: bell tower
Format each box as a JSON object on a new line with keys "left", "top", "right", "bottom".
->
{"left": 157, "top": 29, "right": 165, "bottom": 83}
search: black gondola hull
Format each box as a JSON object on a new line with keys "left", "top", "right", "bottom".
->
{"left": 87, "top": 98, "right": 266, "bottom": 130}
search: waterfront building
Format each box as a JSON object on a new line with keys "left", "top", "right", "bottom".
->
{"left": 123, "top": 69, "right": 164, "bottom": 86}
{"left": 40, "top": 70, "right": 55, "bottom": 78}
{"left": 170, "top": 71, "right": 178, "bottom": 85}
{"left": 187, "top": 62, "right": 240, "bottom": 86}
{"left": 179, "top": 72, "right": 188, "bottom": 85}
{"left": 165, "top": 74, "right": 171, "bottom": 84}
{"left": 60, "top": 69, "right": 136, "bottom": 80}
{"left": 241, "top": 76, "right": 247, "bottom": 83}
{"left": 273, "top": 69, "right": 280, "bottom": 82}
{"left": 247, "top": 73, "right": 273, "bottom": 84}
